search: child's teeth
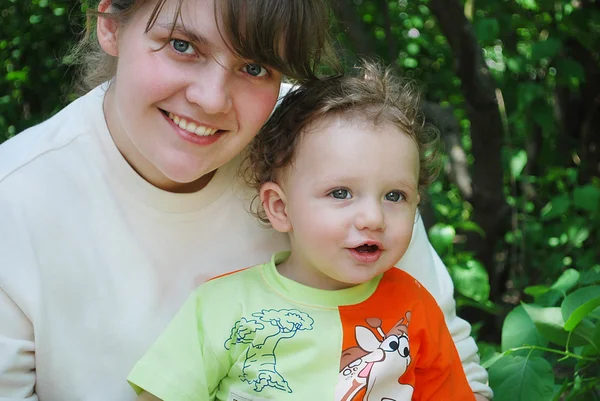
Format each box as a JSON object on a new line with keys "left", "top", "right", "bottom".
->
{"left": 178, "top": 119, "right": 188, "bottom": 130}
{"left": 196, "top": 126, "right": 207, "bottom": 136}
{"left": 187, "top": 122, "right": 197, "bottom": 132}
{"left": 173, "top": 115, "right": 180, "bottom": 124}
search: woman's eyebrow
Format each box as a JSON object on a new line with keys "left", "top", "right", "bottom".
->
{"left": 156, "top": 22, "right": 210, "bottom": 46}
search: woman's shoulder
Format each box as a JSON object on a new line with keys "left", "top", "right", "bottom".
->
{"left": 0, "top": 86, "right": 107, "bottom": 185}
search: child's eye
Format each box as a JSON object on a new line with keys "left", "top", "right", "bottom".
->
{"left": 330, "top": 189, "right": 352, "bottom": 200}
{"left": 243, "top": 63, "right": 268, "bottom": 77}
{"left": 385, "top": 191, "right": 405, "bottom": 202}
{"left": 170, "top": 39, "right": 195, "bottom": 55}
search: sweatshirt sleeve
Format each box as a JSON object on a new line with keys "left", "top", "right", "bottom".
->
{"left": 127, "top": 289, "right": 228, "bottom": 401}
{"left": 0, "top": 192, "right": 38, "bottom": 401}
{"left": 396, "top": 215, "right": 493, "bottom": 400}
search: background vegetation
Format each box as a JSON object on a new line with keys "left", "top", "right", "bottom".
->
{"left": 1, "top": 0, "right": 599, "bottom": 399}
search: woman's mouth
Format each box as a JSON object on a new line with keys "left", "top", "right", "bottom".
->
{"left": 161, "top": 110, "right": 221, "bottom": 137}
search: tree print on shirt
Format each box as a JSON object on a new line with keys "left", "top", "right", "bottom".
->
{"left": 224, "top": 309, "right": 314, "bottom": 393}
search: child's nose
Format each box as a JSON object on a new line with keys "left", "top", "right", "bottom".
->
{"left": 355, "top": 200, "right": 386, "bottom": 231}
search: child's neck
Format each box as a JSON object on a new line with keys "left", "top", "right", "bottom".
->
{"left": 276, "top": 254, "right": 358, "bottom": 291}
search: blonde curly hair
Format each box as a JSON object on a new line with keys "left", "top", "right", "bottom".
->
{"left": 245, "top": 60, "right": 442, "bottom": 224}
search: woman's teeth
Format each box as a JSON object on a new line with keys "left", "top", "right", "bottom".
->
{"left": 168, "top": 112, "right": 219, "bottom": 136}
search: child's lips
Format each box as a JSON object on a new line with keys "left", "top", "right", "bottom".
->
{"left": 348, "top": 247, "right": 383, "bottom": 263}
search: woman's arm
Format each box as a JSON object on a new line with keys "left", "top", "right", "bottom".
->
{"left": 397, "top": 215, "right": 493, "bottom": 400}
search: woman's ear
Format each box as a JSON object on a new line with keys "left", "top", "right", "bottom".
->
{"left": 260, "top": 182, "right": 291, "bottom": 233}
{"left": 97, "top": 0, "right": 120, "bottom": 57}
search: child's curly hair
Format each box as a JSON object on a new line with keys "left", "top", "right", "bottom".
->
{"left": 245, "top": 60, "right": 442, "bottom": 224}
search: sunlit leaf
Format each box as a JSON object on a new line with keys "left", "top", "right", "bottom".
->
{"left": 501, "top": 305, "right": 547, "bottom": 352}
{"left": 541, "top": 194, "right": 570, "bottom": 220}
{"left": 522, "top": 303, "right": 591, "bottom": 347}
{"left": 450, "top": 259, "right": 490, "bottom": 302}
{"left": 561, "top": 286, "right": 600, "bottom": 324}
{"left": 510, "top": 149, "right": 528, "bottom": 178}
{"left": 428, "top": 223, "right": 455, "bottom": 253}
{"left": 550, "top": 269, "right": 580, "bottom": 294}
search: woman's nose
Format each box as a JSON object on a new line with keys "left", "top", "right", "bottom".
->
{"left": 185, "top": 61, "right": 233, "bottom": 115}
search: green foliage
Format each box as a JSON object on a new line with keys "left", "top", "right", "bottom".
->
{"left": 0, "top": 0, "right": 81, "bottom": 142}
{"left": 487, "top": 277, "right": 599, "bottom": 400}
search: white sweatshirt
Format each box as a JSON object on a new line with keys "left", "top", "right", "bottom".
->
{"left": 0, "top": 86, "right": 492, "bottom": 400}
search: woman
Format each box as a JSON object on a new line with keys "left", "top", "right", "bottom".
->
{"left": 0, "top": 0, "right": 492, "bottom": 399}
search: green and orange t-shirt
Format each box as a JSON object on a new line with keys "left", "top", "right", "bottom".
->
{"left": 128, "top": 252, "right": 475, "bottom": 401}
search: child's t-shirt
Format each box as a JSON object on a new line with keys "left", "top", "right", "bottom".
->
{"left": 128, "top": 252, "right": 475, "bottom": 401}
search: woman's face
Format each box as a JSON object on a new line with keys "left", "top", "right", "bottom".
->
{"left": 100, "top": 0, "right": 282, "bottom": 192}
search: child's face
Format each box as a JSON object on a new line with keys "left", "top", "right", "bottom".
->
{"left": 101, "top": 0, "right": 282, "bottom": 190}
{"left": 278, "top": 115, "right": 421, "bottom": 290}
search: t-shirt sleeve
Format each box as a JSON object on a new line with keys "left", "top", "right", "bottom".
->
{"left": 0, "top": 191, "right": 38, "bottom": 400}
{"left": 127, "top": 288, "right": 229, "bottom": 401}
{"left": 412, "top": 287, "right": 477, "bottom": 401}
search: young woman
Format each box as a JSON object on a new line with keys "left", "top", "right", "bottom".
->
{"left": 0, "top": 0, "right": 492, "bottom": 400}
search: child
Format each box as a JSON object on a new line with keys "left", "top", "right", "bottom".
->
{"left": 127, "top": 61, "right": 476, "bottom": 401}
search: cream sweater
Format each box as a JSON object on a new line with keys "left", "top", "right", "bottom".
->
{"left": 0, "top": 86, "right": 491, "bottom": 400}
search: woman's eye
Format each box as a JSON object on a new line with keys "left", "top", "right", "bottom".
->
{"left": 385, "top": 191, "right": 405, "bottom": 202}
{"left": 330, "top": 189, "right": 351, "bottom": 200}
{"left": 170, "top": 39, "right": 195, "bottom": 55}
{"left": 243, "top": 63, "right": 268, "bottom": 77}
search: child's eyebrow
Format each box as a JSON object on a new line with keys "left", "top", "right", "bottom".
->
{"left": 156, "top": 22, "right": 210, "bottom": 47}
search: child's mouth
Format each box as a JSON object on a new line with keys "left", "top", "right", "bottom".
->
{"left": 354, "top": 244, "right": 380, "bottom": 253}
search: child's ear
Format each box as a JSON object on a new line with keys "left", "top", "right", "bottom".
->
{"left": 260, "top": 182, "right": 291, "bottom": 233}
{"left": 97, "top": 0, "right": 120, "bottom": 57}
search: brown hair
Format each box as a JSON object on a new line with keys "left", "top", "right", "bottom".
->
{"left": 70, "top": 0, "right": 340, "bottom": 93}
{"left": 246, "top": 60, "right": 442, "bottom": 224}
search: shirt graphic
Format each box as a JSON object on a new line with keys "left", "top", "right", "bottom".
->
{"left": 224, "top": 309, "right": 314, "bottom": 393}
{"left": 336, "top": 312, "right": 414, "bottom": 400}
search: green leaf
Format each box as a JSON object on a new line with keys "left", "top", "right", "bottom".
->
{"left": 450, "top": 259, "right": 490, "bottom": 302}
{"left": 488, "top": 354, "right": 554, "bottom": 401}
{"left": 521, "top": 303, "right": 589, "bottom": 347}
{"left": 561, "top": 286, "right": 600, "bottom": 323}
{"left": 428, "top": 223, "right": 455, "bottom": 253}
{"left": 580, "top": 266, "right": 600, "bottom": 285}
{"left": 501, "top": 305, "right": 547, "bottom": 352}
{"left": 531, "top": 38, "right": 561, "bottom": 61}
{"left": 474, "top": 18, "right": 500, "bottom": 43}
{"left": 550, "top": 269, "right": 580, "bottom": 293}
{"left": 555, "top": 58, "right": 586, "bottom": 82}
{"left": 573, "top": 184, "right": 600, "bottom": 213}
{"left": 541, "top": 194, "right": 570, "bottom": 220}
{"left": 515, "top": 0, "right": 539, "bottom": 11}
{"left": 454, "top": 221, "right": 485, "bottom": 237}
{"left": 524, "top": 285, "right": 551, "bottom": 298}
{"left": 517, "top": 82, "right": 545, "bottom": 111}
{"left": 510, "top": 150, "right": 528, "bottom": 178}
{"left": 567, "top": 218, "right": 590, "bottom": 247}
{"left": 564, "top": 296, "right": 600, "bottom": 332}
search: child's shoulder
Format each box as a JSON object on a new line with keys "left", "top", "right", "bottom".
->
{"left": 378, "top": 267, "right": 438, "bottom": 305}
{"left": 196, "top": 263, "right": 264, "bottom": 294}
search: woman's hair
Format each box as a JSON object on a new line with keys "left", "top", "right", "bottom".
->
{"left": 246, "top": 60, "right": 442, "bottom": 224}
{"left": 70, "top": 0, "right": 340, "bottom": 93}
